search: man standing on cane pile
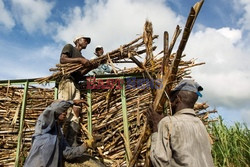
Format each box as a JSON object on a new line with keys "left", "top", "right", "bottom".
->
{"left": 58, "top": 35, "right": 97, "bottom": 146}
{"left": 148, "top": 79, "right": 214, "bottom": 167}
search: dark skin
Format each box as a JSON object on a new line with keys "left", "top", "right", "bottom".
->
{"left": 75, "top": 97, "right": 89, "bottom": 117}
{"left": 60, "top": 37, "right": 91, "bottom": 66}
{"left": 58, "top": 112, "right": 67, "bottom": 122}
{"left": 146, "top": 104, "right": 164, "bottom": 132}
{"left": 57, "top": 99, "right": 88, "bottom": 121}
{"left": 147, "top": 91, "right": 198, "bottom": 132}
{"left": 95, "top": 47, "right": 104, "bottom": 57}
{"left": 71, "top": 99, "right": 88, "bottom": 118}
{"left": 57, "top": 99, "right": 88, "bottom": 122}
{"left": 170, "top": 91, "right": 198, "bottom": 114}
{"left": 95, "top": 47, "right": 114, "bottom": 73}
{"left": 60, "top": 38, "right": 93, "bottom": 117}
{"left": 57, "top": 99, "right": 91, "bottom": 149}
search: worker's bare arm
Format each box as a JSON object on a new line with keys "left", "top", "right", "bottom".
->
{"left": 60, "top": 53, "right": 90, "bottom": 66}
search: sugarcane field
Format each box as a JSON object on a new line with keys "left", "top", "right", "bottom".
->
{"left": 0, "top": 0, "right": 249, "bottom": 167}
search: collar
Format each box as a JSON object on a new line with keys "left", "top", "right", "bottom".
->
{"left": 174, "top": 108, "right": 196, "bottom": 116}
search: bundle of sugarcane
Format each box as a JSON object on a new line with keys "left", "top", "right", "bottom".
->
{"left": 35, "top": 33, "right": 158, "bottom": 84}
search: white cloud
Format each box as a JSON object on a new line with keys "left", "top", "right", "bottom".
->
{"left": 54, "top": 0, "right": 182, "bottom": 59}
{"left": 10, "top": 0, "right": 55, "bottom": 34}
{"left": 215, "top": 107, "right": 250, "bottom": 128}
{"left": 185, "top": 27, "right": 250, "bottom": 110}
{"left": 0, "top": 0, "right": 15, "bottom": 29}
{"left": 217, "top": 27, "right": 242, "bottom": 44}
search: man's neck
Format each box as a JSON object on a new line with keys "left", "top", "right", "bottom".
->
{"left": 75, "top": 45, "right": 82, "bottom": 52}
{"left": 174, "top": 104, "right": 193, "bottom": 114}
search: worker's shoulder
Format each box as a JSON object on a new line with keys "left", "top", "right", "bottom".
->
{"left": 61, "top": 44, "right": 75, "bottom": 54}
{"left": 159, "top": 114, "right": 203, "bottom": 129}
{"left": 63, "top": 43, "right": 74, "bottom": 48}
{"left": 159, "top": 114, "right": 185, "bottom": 125}
{"left": 64, "top": 43, "right": 74, "bottom": 47}
{"left": 159, "top": 116, "right": 175, "bottom": 125}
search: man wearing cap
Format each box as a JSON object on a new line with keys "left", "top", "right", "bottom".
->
{"left": 148, "top": 79, "right": 214, "bottom": 167}
{"left": 24, "top": 100, "right": 93, "bottom": 167}
{"left": 58, "top": 35, "right": 95, "bottom": 147}
{"left": 87, "top": 46, "right": 113, "bottom": 75}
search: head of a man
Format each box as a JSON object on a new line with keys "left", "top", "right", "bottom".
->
{"left": 170, "top": 80, "right": 203, "bottom": 114}
{"left": 95, "top": 46, "right": 104, "bottom": 57}
{"left": 57, "top": 112, "right": 67, "bottom": 122}
{"left": 73, "top": 35, "right": 91, "bottom": 49}
{"left": 52, "top": 100, "right": 69, "bottom": 122}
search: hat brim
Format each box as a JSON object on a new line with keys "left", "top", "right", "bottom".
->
{"left": 73, "top": 36, "right": 91, "bottom": 44}
{"left": 96, "top": 45, "right": 103, "bottom": 49}
{"left": 84, "top": 37, "right": 91, "bottom": 44}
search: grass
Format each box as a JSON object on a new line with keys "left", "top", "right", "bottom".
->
{"left": 210, "top": 116, "right": 250, "bottom": 167}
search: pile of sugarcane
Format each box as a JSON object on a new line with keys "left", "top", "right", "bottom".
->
{"left": 0, "top": 1, "right": 217, "bottom": 166}
{"left": 64, "top": 1, "right": 213, "bottom": 166}
{"left": 0, "top": 83, "right": 216, "bottom": 167}
{"left": 77, "top": 89, "right": 216, "bottom": 167}
{"left": 0, "top": 85, "right": 54, "bottom": 166}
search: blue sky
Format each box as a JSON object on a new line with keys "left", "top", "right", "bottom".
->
{"left": 0, "top": 0, "right": 250, "bottom": 127}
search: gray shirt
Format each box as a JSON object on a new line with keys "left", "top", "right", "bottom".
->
{"left": 24, "top": 100, "right": 87, "bottom": 167}
{"left": 150, "top": 108, "right": 214, "bottom": 167}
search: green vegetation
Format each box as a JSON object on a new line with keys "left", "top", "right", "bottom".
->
{"left": 210, "top": 117, "right": 250, "bottom": 167}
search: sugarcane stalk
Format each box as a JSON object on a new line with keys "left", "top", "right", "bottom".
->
{"left": 153, "top": 0, "right": 204, "bottom": 113}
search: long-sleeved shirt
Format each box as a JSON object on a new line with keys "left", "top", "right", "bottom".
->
{"left": 150, "top": 108, "right": 214, "bottom": 167}
{"left": 24, "top": 100, "right": 87, "bottom": 167}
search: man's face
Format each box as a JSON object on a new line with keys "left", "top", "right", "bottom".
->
{"left": 78, "top": 38, "right": 89, "bottom": 49}
{"left": 58, "top": 112, "right": 67, "bottom": 122}
{"left": 96, "top": 48, "right": 104, "bottom": 57}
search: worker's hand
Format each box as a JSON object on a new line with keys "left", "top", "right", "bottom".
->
{"left": 90, "top": 62, "right": 99, "bottom": 69}
{"left": 80, "top": 58, "right": 91, "bottom": 66}
{"left": 73, "top": 99, "right": 88, "bottom": 107}
{"left": 146, "top": 104, "right": 164, "bottom": 132}
{"left": 84, "top": 138, "right": 96, "bottom": 149}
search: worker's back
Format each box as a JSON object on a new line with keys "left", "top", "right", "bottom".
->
{"left": 150, "top": 108, "right": 214, "bottom": 167}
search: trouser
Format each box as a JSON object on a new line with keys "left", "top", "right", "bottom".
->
{"left": 58, "top": 78, "right": 81, "bottom": 146}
